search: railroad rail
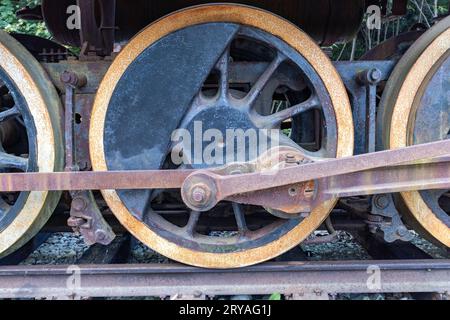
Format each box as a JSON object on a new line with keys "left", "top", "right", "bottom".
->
{"left": 0, "top": 214, "right": 448, "bottom": 300}
{"left": 0, "top": 260, "right": 448, "bottom": 300}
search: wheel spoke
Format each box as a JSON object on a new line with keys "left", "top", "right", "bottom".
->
{"left": 261, "top": 95, "right": 320, "bottom": 128}
{"left": 217, "top": 47, "right": 230, "bottom": 101}
{"left": 0, "top": 106, "right": 20, "bottom": 122}
{"left": 185, "top": 210, "right": 201, "bottom": 237}
{"left": 0, "top": 152, "right": 28, "bottom": 171}
{"left": 232, "top": 203, "right": 248, "bottom": 234}
{"left": 244, "top": 53, "right": 286, "bottom": 108}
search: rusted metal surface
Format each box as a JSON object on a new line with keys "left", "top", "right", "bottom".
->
{"left": 360, "top": 31, "right": 425, "bottom": 61}
{"left": 0, "top": 170, "right": 191, "bottom": 192}
{"left": 369, "top": 194, "right": 414, "bottom": 243}
{"left": 43, "top": 60, "right": 111, "bottom": 95}
{"left": 0, "top": 260, "right": 448, "bottom": 299}
{"left": 62, "top": 70, "right": 86, "bottom": 172}
{"left": 183, "top": 140, "right": 450, "bottom": 210}
{"left": 323, "top": 159, "right": 450, "bottom": 197}
{"left": 43, "top": 60, "right": 110, "bottom": 170}
{"left": 60, "top": 69, "right": 115, "bottom": 246}
{"left": 68, "top": 191, "right": 115, "bottom": 246}
{"left": 0, "top": 140, "right": 449, "bottom": 198}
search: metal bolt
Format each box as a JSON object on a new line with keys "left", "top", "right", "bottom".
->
{"left": 95, "top": 229, "right": 107, "bottom": 242}
{"left": 191, "top": 186, "right": 207, "bottom": 204}
{"left": 358, "top": 68, "right": 382, "bottom": 85}
{"left": 369, "top": 68, "right": 382, "bottom": 82}
{"left": 285, "top": 153, "right": 297, "bottom": 164}
{"left": 72, "top": 198, "right": 87, "bottom": 212}
{"left": 374, "top": 195, "right": 389, "bottom": 210}
{"left": 60, "top": 71, "right": 87, "bottom": 88}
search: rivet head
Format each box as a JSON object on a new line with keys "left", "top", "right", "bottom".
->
{"left": 192, "top": 187, "right": 206, "bottom": 203}
{"left": 95, "top": 230, "right": 107, "bottom": 241}
{"left": 72, "top": 198, "right": 87, "bottom": 212}
{"left": 374, "top": 195, "right": 389, "bottom": 210}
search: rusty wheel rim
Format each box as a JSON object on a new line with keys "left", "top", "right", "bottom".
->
{"left": 90, "top": 4, "right": 354, "bottom": 268}
{"left": 0, "top": 31, "right": 63, "bottom": 258}
{"left": 380, "top": 16, "right": 450, "bottom": 247}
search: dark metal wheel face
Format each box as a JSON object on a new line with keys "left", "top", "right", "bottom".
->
{"left": 411, "top": 52, "right": 450, "bottom": 227}
{"left": 0, "top": 67, "right": 37, "bottom": 232}
{"left": 380, "top": 16, "right": 450, "bottom": 246}
{"left": 102, "top": 23, "right": 339, "bottom": 253}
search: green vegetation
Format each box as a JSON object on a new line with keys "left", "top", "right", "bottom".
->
{"left": 332, "top": 0, "right": 449, "bottom": 60}
{"left": 0, "top": 0, "right": 49, "bottom": 37}
{"left": 269, "top": 293, "right": 282, "bottom": 301}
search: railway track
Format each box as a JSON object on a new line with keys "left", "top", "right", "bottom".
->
{"left": 0, "top": 210, "right": 448, "bottom": 300}
{"left": 0, "top": 260, "right": 449, "bottom": 300}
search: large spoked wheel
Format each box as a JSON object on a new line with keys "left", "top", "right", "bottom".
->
{"left": 90, "top": 4, "right": 354, "bottom": 268}
{"left": 379, "top": 16, "right": 450, "bottom": 247}
{"left": 0, "top": 31, "right": 63, "bottom": 258}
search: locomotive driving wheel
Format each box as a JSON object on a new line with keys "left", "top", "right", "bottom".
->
{"left": 90, "top": 4, "right": 354, "bottom": 268}
{"left": 0, "top": 31, "right": 63, "bottom": 258}
{"left": 379, "top": 16, "right": 450, "bottom": 247}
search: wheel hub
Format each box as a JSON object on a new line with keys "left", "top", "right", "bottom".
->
{"left": 179, "top": 89, "right": 282, "bottom": 168}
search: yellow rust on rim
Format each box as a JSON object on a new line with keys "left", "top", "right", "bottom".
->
{"left": 0, "top": 31, "right": 58, "bottom": 257}
{"left": 389, "top": 29, "right": 450, "bottom": 247}
{"left": 90, "top": 4, "right": 354, "bottom": 268}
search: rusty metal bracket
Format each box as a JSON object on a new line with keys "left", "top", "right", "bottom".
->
{"left": 335, "top": 61, "right": 395, "bottom": 155}
{"left": 62, "top": 70, "right": 115, "bottom": 246}
{"left": 68, "top": 191, "right": 115, "bottom": 246}
{"left": 357, "top": 68, "right": 383, "bottom": 153}
{"left": 369, "top": 194, "right": 414, "bottom": 242}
